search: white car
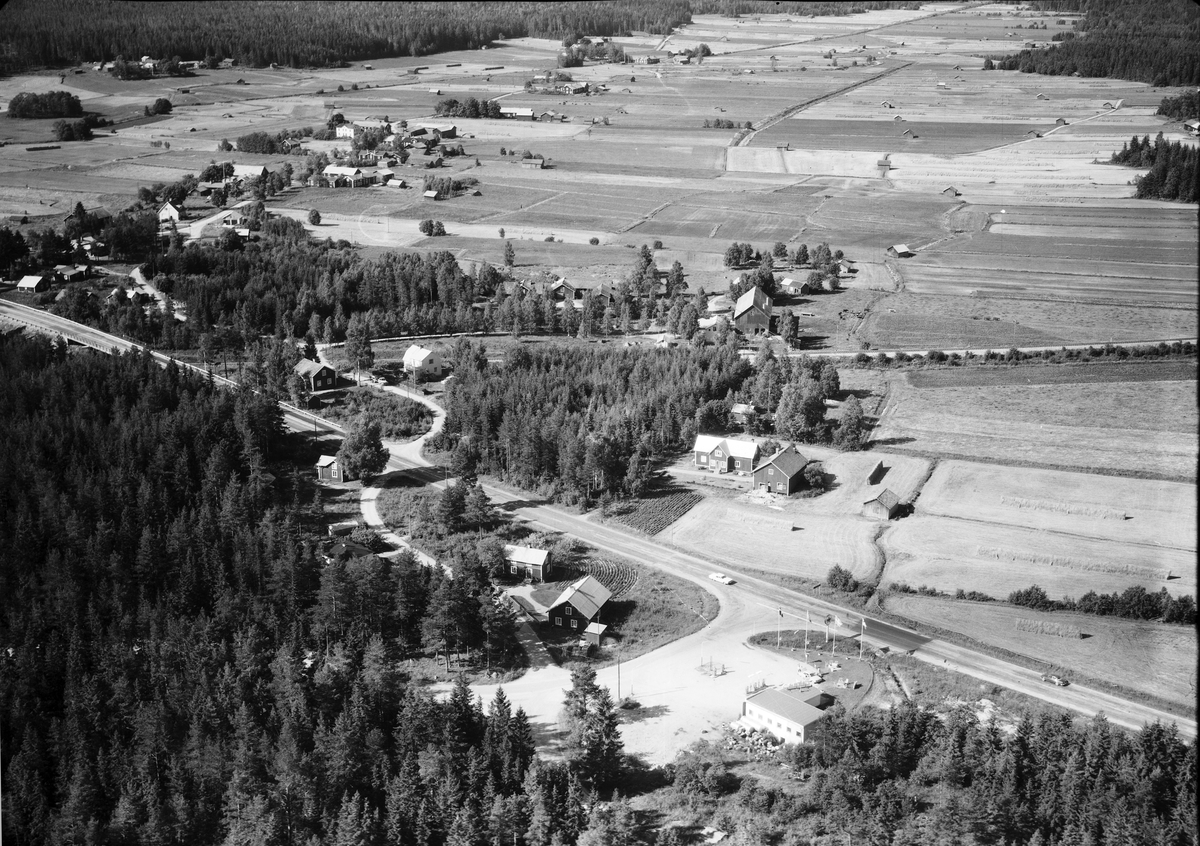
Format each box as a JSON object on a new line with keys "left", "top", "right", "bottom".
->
{"left": 708, "top": 573, "right": 735, "bottom": 585}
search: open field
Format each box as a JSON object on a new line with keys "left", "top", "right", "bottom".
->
{"left": 886, "top": 595, "right": 1198, "bottom": 711}
{"left": 881, "top": 515, "right": 1196, "bottom": 598}
{"left": 657, "top": 497, "right": 881, "bottom": 582}
{"left": 753, "top": 119, "right": 1042, "bottom": 155}
{"left": 914, "top": 460, "right": 1198, "bottom": 548}
{"left": 872, "top": 364, "right": 1198, "bottom": 478}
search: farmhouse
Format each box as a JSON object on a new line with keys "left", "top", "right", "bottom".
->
{"left": 158, "top": 201, "right": 183, "bottom": 224}
{"left": 1185, "top": 120, "right": 1200, "bottom": 137}
{"left": 501, "top": 106, "right": 535, "bottom": 120}
{"left": 733, "top": 286, "right": 772, "bottom": 335}
{"left": 335, "top": 124, "right": 358, "bottom": 139}
{"left": 323, "top": 165, "right": 368, "bottom": 187}
{"left": 692, "top": 434, "right": 759, "bottom": 474}
{"left": 863, "top": 488, "right": 902, "bottom": 520}
{"left": 505, "top": 545, "right": 552, "bottom": 582}
{"left": 546, "top": 575, "right": 612, "bottom": 631}
{"left": 751, "top": 445, "right": 811, "bottom": 496}
{"left": 63, "top": 205, "right": 113, "bottom": 226}
{"left": 54, "top": 264, "right": 89, "bottom": 283}
{"left": 886, "top": 244, "right": 915, "bottom": 258}
{"left": 741, "top": 686, "right": 832, "bottom": 743}
{"left": 403, "top": 344, "right": 444, "bottom": 381}
{"left": 293, "top": 358, "right": 338, "bottom": 392}
{"left": 520, "top": 157, "right": 545, "bottom": 169}
{"left": 231, "top": 164, "right": 271, "bottom": 181}
{"left": 16, "top": 274, "right": 50, "bottom": 294}
{"left": 315, "top": 455, "right": 346, "bottom": 484}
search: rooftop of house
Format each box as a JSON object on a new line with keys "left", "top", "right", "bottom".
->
{"left": 753, "top": 444, "right": 810, "bottom": 477}
{"left": 734, "top": 286, "right": 771, "bottom": 318}
{"left": 693, "top": 434, "right": 759, "bottom": 460}
{"left": 746, "top": 686, "right": 828, "bottom": 727}
{"left": 294, "top": 358, "right": 331, "bottom": 377}
{"left": 505, "top": 545, "right": 549, "bottom": 567}
{"left": 864, "top": 488, "right": 900, "bottom": 509}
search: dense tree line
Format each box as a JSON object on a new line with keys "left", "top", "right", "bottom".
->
{"left": 0, "top": 0, "right": 693, "bottom": 73}
{"left": 435, "top": 96, "right": 505, "bottom": 120}
{"left": 992, "top": 0, "right": 1199, "bottom": 85}
{"left": 1109, "top": 132, "right": 1198, "bottom": 203}
{"left": 440, "top": 340, "right": 752, "bottom": 505}
{"left": 6, "top": 90, "right": 83, "bottom": 118}
{"left": 0, "top": 334, "right": 633, "bottom": 846}
{"left": 1008, "top": 584, "right": 1196, "bottom": 624}
{"left": 668, "top": 703, "right": 1195, "bottom": 844}
{"left": 1156, "top": 90, "right": 1200, "bottom": 121}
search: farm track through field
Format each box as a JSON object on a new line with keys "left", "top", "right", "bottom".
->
{"left": 736, "top": 62, "right": 914, "bottom": 148}
{"left": 619, "top": 200, "right": 673, "bottom": 234}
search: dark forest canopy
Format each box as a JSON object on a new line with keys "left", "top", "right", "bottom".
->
{"left": 0, "top": 0, "right": 917, "bottom": 72}
{"left": 993, "top": 0, "right": 1200, "bottom": 86}
{"left": 1109, "top": 131, "right": 1199, "bottom": 203}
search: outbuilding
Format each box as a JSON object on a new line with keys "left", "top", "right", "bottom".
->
{"left": 16, "top": 274, "right": 50, "bottom": 293}
{"left": 505, "top": 545, "right": 552, "bottom": 582}
{"left": 941, "top": 186, "right": 961, "bottom": 197}
{"left": 1184, "top": 120, "right": 1199, "bottom": 137}
{"left": 886, "top": 244, "right": 915, "bottom": 258}
{"left": 315, "top": 454, "right": 346, "bottom": 483}
{"left": 733, "top": 286, "right": 772, "bottom": 335}
{"left": 863, "top": 488, "right": 901, "bottom": 520}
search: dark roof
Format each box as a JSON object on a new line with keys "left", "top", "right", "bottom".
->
{"left": 864, "top": 488, "right": 900, "bottom": 509}
{"left": 752, "top": 444, "right": 809, "bottom": 477}
{"left": 294, "top": 358, "right": 333, "bottom": 377}
{"left": 551, "top": 575, "right": 612, "bottom": 620}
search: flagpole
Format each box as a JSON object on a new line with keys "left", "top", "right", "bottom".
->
{"left": 776, "top": 608, "right": 781, "bottom": 649}
{"left": 804, "top": 609, "right": 810, "bottom": 661}
{"left": 859, "top": 618, "right": 865, "bottom": 660}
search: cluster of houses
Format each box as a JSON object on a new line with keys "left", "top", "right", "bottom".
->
{"left": 527, "top": 73, "right": 590, "bottom": 96}
{"left": 690, "top": 434, "right": 903, "bottom": 518}
{"left": 502, "top": 543, "right": 613, "bottom": 646}
{"left": 12, "top": 263, "right": 96, "bottom": 294}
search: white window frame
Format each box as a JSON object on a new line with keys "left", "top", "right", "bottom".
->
{"left": 570, "top": 619, "right": 578, "bottom": 629}
{"left": 554, "top": 617, "right": 562, "bottom": 627}
{"left": 565, "top": 606, "right": 571, "bottom": 615}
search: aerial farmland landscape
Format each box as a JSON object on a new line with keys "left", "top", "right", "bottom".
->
{"left": 0, "top": 1, "right": 1196, "bottom": 844}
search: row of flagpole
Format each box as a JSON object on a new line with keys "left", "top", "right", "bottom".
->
{"left": 773, "top": 605, "right": 867, "bottom": 662}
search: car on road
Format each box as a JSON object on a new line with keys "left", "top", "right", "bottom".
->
{"left": 1041, "top": 674, "right": 1069, "bottom": 687}
{"left": 708, "top": 573, "right": 735, "bottom": 585}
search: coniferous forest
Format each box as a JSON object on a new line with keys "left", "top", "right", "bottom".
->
{"left": 1109, "top": 132, "right": 1199, "bottom": 203}
{"left": 0, "top": 0, "right": 917, "bottom": 74}
{"left": 993, "top": 0, "right": 1200, "bottom": 86}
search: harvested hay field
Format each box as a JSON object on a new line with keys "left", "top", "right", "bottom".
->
{"left": 915, "top": 461, "right": 1197, "bottom": 549}
{"left": 885, "top": 595, "right": 1198, "bottom": 710}
{"left": 872, "top": 369, "right": 1198, "bottom": 479}
{"left": 752, "top": 119, "right": 1042, "bottom": 156}
{"left": 881, "top": 516, "right": 1195, "bottom": 600}
{"left": 658, "top": 498, "right": 881, "bottom": 582}
{"left": 609, "top": 489, "right": 704, "bottom": 536}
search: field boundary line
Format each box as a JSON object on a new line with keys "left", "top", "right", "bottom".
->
{"left": 618, "top": 200, "right": 673, "bottom": 233}
{"left": 734, "top": 62, "right": 914, "bottom": 148}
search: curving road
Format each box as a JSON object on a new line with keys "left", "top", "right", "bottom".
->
{"left": 3, "top": 300, "right": 1193, "bottom": 744}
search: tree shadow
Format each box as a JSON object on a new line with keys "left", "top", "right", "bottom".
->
{"left": 618, "top": 703, "right": 670, "bottom": 724}
{"left": 867, "top": 436, "right": 916, "bottom": 447}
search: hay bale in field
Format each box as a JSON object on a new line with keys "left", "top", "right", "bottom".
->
{"left": 1015, "top": 617, "right": 1082, "bottom": 639}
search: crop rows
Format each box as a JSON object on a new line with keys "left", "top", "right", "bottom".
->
{"left": 611, "top": 490, "right": 705, "bottom": 536}
{"left": 999, "top": 495, "right": 1126, "bottom": 521}
{"left": 1015, "top": 618, "right": 1082, "bottom": 639}
{"left": 571, "top": 556, "right": 640, "bottom": 598}
{"left": 977, "top": 546, "right": 1167, "bottom": 582}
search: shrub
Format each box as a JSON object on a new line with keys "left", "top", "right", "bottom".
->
{"left": 418, "top": 219, "right": 434, "bottom": 236}
{"left": 589, "top": 237, "right": 599, "bottom": 245}
{"left": 432, "top": 221, "right": 446, "bottom": 236}
{"left": 826, "top": 565, "right": 859, "bottom": 593}
{"left": 652, "top": 239, "right": 663, "bottom": 249}
{"left": 544, "top": 235, "right": 555, "bottom": 242}
{"left": 307, "top": 209, "right": 321, "bottom": 225}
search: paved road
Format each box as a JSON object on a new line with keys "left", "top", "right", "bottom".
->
{"left": 3, "top": 300, "right": 1193, "bottom": 742}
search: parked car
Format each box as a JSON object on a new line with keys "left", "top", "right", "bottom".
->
{"left": 1041, "top": 674, "right": 1069, "bottom": 687}
{"left": 708, "top": 573, "right": 735, "bottom": 585}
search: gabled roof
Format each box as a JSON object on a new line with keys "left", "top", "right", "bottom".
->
{"left": 752, "top": 444, "right": 810, "bottom": 478}
{"left": 551, "top": 575, "right": 612, "bottom": 620}
{"left": 731, "top": 402, "right": 757, "bottom": 415}
{"left": 505, "top": 545, "right": 549, "bottom": 567}
{"left": 746, "top": 686, "right": 826, "bottom": 726}
{"left": 232, "top": 164, "right": 269, "bottom": 178}
{"left": 17, "top": 275, "right": 46, "bottom": 288}
{"left": 403, "top": 344, "right": 436, "bottom": 366}
{"left": 889, "top": 244, "right": 913, "bottom": 255}
{"left": 324, "top": 165, "right": 362, "bottom": 176}
{"left": 423, "top": 190, "right": 439, "bottom": 198}
{"left": 693, "top": 434, "right": 758, "bottom": 460}
{"left": 864, "top": 488, "right": 900, "bottom": 509}
{"left": 733, "top": 286, "right": 771, "bottom": 319}
{"left": 294, "top": 358, "right": 333, "bottom": 377}
{"left": 316, "top": 454, "right": 339, "bottom": 468}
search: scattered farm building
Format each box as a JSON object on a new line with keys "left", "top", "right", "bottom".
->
{"left": 54, "top": 264, "right": 89, "bottom": 283}
{"left": 1185, "top": 120, "right": 1199, "bottom": 136}
{"left": 1055, "top": 117, "right": 1069, "bottom": 126}
{"left": 863, "top": 489, "right": 902, "bottom": 520}
{"left": 315, "top": 455, "right": 346, "bottom": 484}
{"left": 501, "top": 106, "right": 535, "bottom": 120}
{"left": 353, "top": 118, "right": 390, "bottom": 131}
{"left": 880, "top": 100, "right": 894, "bottom": 108}
{"left": 1025, "top": 130, "right": 1043, "bottom": 138}
{"left": 941, "top": 186, "right": 961, "bottom": 197}
{"left": 730, "top": 403, "right": 759, "bottom": 425}
{"left": 1036, "top": 93, "right": 1048, "bottom": 100}
{"left": 16, "top": 274, "right": 50, "bottom": 293}
{"left": 423, "top": 189, "right": 440, "bottom": 199}
{"left": 403, "top": 344, "right": 445, "bottom": 381}
{"left": 733, "top": 286, "right": 772, "bottom": 335}
{"left": 886, "top": 244, "right": 915, "bottom": 258}
{"left": 779, "top": 277, "right": 813, "bottom": 296}
{"left": 63, "top": 205, "right": 112, "bottom": 226}
{"left": 158, "top": 201, "right": 183, "bottom": 224}
{"left": 520, "top": 157, "right": 545, "bottom": 169}
{"left": 505, "top": 545, "right": 552, "bottom": 582}
{"left": 546, "top": 576, "right": 612, "bottom": 631}
{"left": 231, "top": 164, "right": 271, "bottom": 181}
{"left": 692, "top": 435, "right": 759, "bottom": 475}
{"left": 867, "top": 460, "right": 887, "bottom": 486}
{"left": 1102, "top": 101, "right": 1115, "bottom": 109}
{"left": 741, "top": 687, "right": 832, "bottom": 743}
{"left": 293, "top": 359, "right": 338, "bottom": 392}
{"left": 323, "top": 165, "right": 370, "bottom": 187}
{"left": 751, "top": 445, "right": 811, "bottom": 496}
